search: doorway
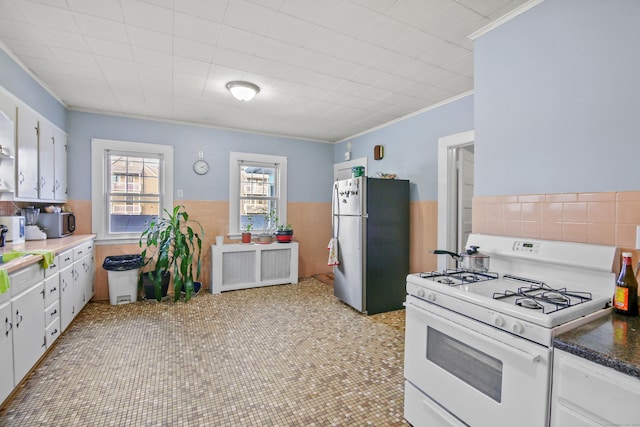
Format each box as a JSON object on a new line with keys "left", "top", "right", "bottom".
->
{"left": 333, "top": 157, "right": 368, "bottom": 181}
{"left": 436, "top": 131, "right": 475, "bottom": 271}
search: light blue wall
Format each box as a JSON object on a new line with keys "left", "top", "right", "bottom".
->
{"left": 0, "top": 49, "right": 66, "bottom": 130}
{"left": 474, "top": 0, "right": 640, "bottom": 196}
{"left": 334, "top": 95, "right": 474, "bottom": 201}
{"left": 68, "top": 111, "right": 334, "bottom": 202}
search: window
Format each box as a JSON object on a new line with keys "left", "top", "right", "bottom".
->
{"left": 92, "top": 139, "right": 173, "bottom": 242}
{"left": 229, "top": 152, "right": 287, "bottom": 238}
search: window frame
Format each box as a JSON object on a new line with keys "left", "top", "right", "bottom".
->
{"left": 91, "top": 138, "right": 173, "bottom": 243}
{"left": 229, "top": 152, "right": 287, "bottom": 239}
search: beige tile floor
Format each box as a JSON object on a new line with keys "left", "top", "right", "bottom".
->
{"left": 0, "top": 278, "right": 408, "bottom": 426}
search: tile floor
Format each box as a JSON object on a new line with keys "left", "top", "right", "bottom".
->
{"left": 0, "top": 278, "right": 408, "bottom": 426}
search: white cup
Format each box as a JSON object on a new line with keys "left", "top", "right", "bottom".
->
{"left": 215, "top": 235, "right": 224, "bottom": 246}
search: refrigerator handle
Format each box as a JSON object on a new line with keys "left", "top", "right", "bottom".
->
{"left": 332, "top": 182, "right": 339, "bottom": 238}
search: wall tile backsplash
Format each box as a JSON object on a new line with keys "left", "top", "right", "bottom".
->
{"left": 473, "top": 191, "right": 640, "bottom": 249}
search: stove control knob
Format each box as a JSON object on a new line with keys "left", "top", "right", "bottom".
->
{"left": 512, "top": 322, "right": 524, "bottom": 335}
{"left": 427, "top": 292, "right": 436, "bottom": 302}
{"left": 416, "top": 288, "right": 426, "bottom": 298}
{"left": 492, "top": 315, "right": 505, "bottom": 327}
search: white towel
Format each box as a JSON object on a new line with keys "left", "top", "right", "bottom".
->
{"left": 327, "top": 238, "right": 339, "bottom": 266}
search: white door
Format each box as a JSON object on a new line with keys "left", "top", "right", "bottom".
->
{"left": 12, "top": 284, "right": 46, "bottom": 384}
{"left": 457, "top": 147, "right": 474, "bottom": 251}
{"left": 15, "top": 107, "right": 39, "bottom": 199}
{"left": 0, "top": 301, "right": 14, "bottom": 403}
{"left": 333, "top": 157, "right": 367, "bottom": 181}
{"left": 437, "top": 131, "right": 475, "bottom": 271}
{"left": 59, "top": 265, "right": 75, "bottom": 331}
{"left": 38, "top": 120, "right": 55, "bottom": 200}
{"left": 53, "top": 129, "right": 67, "bottom": 201}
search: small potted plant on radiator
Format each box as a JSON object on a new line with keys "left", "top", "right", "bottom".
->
{"left": 275, "top": 223, "right": 294, "bottom": 243}
{"left": 139, "top": 205, "right": 203, "bottom": 302}
{"left": 241, "top": 215, "right": 253, "bottom": 244}
{"left": 257, "top": 209, "right": 278, "bottom": 243}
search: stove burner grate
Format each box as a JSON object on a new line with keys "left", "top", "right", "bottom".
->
{"left": 419, "top": 269, "right": 498, "bottom": 286}
{"left": 493, "top": 276, "right": 593, "bottom": 314}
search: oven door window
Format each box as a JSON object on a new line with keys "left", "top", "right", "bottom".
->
{"left": 427, "top": 326, "right": 503, "bottom": 402}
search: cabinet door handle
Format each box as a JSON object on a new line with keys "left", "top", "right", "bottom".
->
{"left": 18, "top": 170, "right": 24, "bottom": 184}
{"left": 50, "top": 309, "right": 57, "bottom": 316}
{"left": 15, "top": 310, "right": 22, "bottom": 328}
{"left": 4, "top": 317, "right": 11, "bottom": 336}
{"left": 50, "top": 329, "right": 58, "bottom": 336}
{"left": 50, "top": 286, "right": 57, "bottom": 293}
{"left": 40, "top": 176, "right": 45, "bottom": 189}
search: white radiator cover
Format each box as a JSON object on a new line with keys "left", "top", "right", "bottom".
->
{"left": 210, "top": 242, "right": 299, "bottom": 294}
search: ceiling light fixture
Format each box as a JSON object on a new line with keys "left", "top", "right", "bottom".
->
{"left": 226, "top": 81, "right": 260, "bottom": 101}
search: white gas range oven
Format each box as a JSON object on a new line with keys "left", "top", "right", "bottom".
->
{"left": 403, "top": 234, "right": 618, "bottom": 427}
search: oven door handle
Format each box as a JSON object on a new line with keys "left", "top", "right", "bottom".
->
{"left": 509, "top": 345, "right": 542, "bottom": 363}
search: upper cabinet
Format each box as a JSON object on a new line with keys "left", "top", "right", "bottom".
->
{"left": 38, "top": 120, "right": 55, "bottom": 200}
{"left": 53, "top": 128, "right": 67, "bottom": 200}
{"left": 15, "top": 106, "right": 39, "bottom": 200}
{"left": 14, "top": 105, "right": 67, "bottom": 203}
{"left": 0, "top": 111, "right": 15, "bottom": 198}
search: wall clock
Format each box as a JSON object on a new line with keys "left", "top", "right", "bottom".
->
{"left": 193, "top": 159, "right": 209, "bottom": 175}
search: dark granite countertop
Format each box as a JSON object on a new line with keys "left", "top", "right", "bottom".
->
{"left": 554, "top": 311, "right": 640, "bottom": 380}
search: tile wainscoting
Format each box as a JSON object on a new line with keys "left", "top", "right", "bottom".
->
{"left": 63, "top": 200, "right": 333, "bottom": 301}
{"left": 473, "top": 191, "right": 640, "bottom": 270}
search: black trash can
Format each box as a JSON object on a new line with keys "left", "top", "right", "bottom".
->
{"left": 103, "top": 255, "right": 144, "bottom": 305}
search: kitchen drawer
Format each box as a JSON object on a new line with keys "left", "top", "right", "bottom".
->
{"left": 73, "top": 242, "right": 92, "bottom": 259}
{"left": 45, "top": 316, "right": 61, "bottom": 347}
{"left": 44, "top": 255, "right": 59, "bottom": 277}
{"left": 58, "top": 250, "right": 73, "bottom": 269}
{"left": 44, "top": 275, "right": 59, "bottom": 307}
{"left": 9, "top": 263, "right": 44, "bottom": 297}
{"left": 45, "top": 300, "right": 60, "bottom": 325}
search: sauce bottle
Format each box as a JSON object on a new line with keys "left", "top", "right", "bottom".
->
{"left": 614, "top": 252, "right": 639, "bottom": 316}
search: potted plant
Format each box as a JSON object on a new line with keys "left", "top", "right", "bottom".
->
{"left": 257, "top": 209, "right": 278, "bottom": 243}
{"left": 241, "top": 215, "right": 253, "bottom": 243}
{"left": 139, "top": 205, "right": 204, "bottom": 302}
{"left": 275, "top": 223, "right": 294, "bottom": 243}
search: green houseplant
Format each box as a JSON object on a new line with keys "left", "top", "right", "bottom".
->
{"left": 139, "top": 205, "right": 204, "bottom": 302}
{"left": 257, "top": 209, "right": 278, "bottom": 243}
{"left": 275, "top": 223, "right": 294, "bottom": 243}
{"left": 241, "top": 215, "right": 253, "bottom": 243}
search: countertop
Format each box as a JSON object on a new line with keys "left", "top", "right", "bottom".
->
{"left": 554, "top": 311, "right": 640, "bottom": 380}
{"left": 0, "top": 234, "right": 96, "bottom": 273}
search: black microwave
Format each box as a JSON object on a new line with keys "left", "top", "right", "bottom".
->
{"left": 37, "top": 212, "right": 76, "bottom": 238}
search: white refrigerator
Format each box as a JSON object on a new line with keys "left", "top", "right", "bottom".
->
{"left": 331, "top": 177, "right": 409, "bottom": 314}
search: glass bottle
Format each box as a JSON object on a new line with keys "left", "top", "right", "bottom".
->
{"left": 613, "top": 252, "right": 639, "bottom": 316}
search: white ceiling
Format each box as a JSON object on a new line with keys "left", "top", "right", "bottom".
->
{"left": 0, "top": 0, "right": 528, "bottom": 142}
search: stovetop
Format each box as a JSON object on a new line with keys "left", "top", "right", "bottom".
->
{"left": 407, "top": 269, "right": 612, "bottom": 329}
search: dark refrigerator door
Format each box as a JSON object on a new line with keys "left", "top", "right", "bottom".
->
{"left": 365, "top": 178, "right": 410, "bottom": 314}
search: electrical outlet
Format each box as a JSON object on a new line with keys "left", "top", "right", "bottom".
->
{"left": 198, "top": 151, "right": 204, "bottom": 159}
{"left": 177, "top": 189, "right": 183, "bottom": 198}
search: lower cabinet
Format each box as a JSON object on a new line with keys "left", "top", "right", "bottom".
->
{"left": 0, "top": 238, "right": 95, "bottom": 406}
{"left": 0, "top": 300, "right": 14, "bottom": 404}
{"left": 551, "top": 349, "right": 640, "bottom": 427}
{"left": 58, "top": 251, "right": 74, "bottom": 331}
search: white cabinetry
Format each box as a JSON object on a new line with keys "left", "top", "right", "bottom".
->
{"left": 551, "top": 349, "right": 640, "bottom": 427}
{"left": 10, "top": 262, "right": 46, "bottom": 385}
{"left": 0, "top": 238, "right": 96, "bottom": 407}
{"left": 53, "top": 128, "right": 67, "bottom": 200}
{"left": 0, "top": 300, "right": 14, "bottom": 404}
{"left": 210, "top": 242, "right": 299, "bottom": 293}
{"left": 44, "top": 256, "right": 60, "bottom": 346}
{"left": 58, "top": 250, "right": 74, "bottom": 331}
{"left": 0, "top": 111, "right": 15, "bottom": 198}
{"left": 15, "top": 106, "right": 39, "bottom": 199}
{"left": 38, "top": 120, "right": 55, "bottom": 200}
